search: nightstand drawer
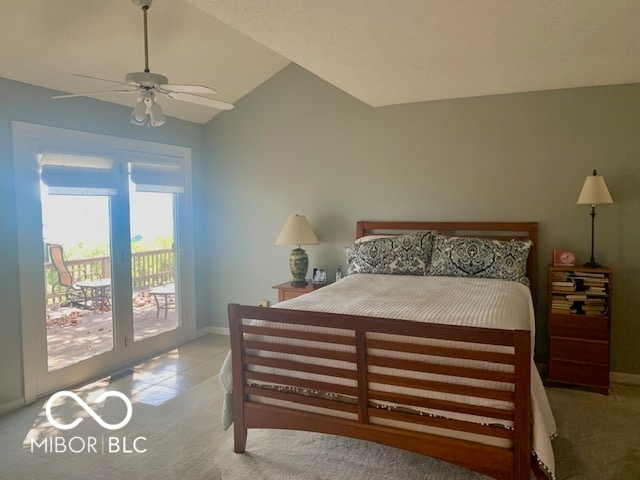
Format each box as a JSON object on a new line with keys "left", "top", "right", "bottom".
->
{"left": 548, "top": 313, "right": 609, "bottom": 340}
{"left": 281, "top": 289, "right": 307, "bottom": 301}
{"left": 547, "top": 360, "right": 609, "bottom": 388}
{"left": 549, "top": 337, "right": 608, "bottom": 365}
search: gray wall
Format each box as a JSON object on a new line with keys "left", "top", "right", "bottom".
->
{"left": 204, "top": 64, "right": 640, "bottom": 374}
{"left": 0, "top": 77, "right": 207, "bottom": 408}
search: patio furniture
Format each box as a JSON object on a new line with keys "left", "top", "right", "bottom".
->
{"left": 150, "top": 283, "right": 175, "bottom": 318}
{"left": 75, "top": 278, "right": 111, "bottom": 312}
{"left": 48, "top": 243, "right": 111, "bottom": 310}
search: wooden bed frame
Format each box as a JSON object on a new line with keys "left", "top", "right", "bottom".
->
{"left": 228, "top": 221, "right": 546, "bottom": 480}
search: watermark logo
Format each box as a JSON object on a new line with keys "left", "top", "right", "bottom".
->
{"left": 31, "top": 390, "right": 146, "bottom": 454}
{"left": 45, "top": 391, "right": 133, "bottom": 431}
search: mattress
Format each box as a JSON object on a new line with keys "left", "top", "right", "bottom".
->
{"left": 220, "top": 274, "right": 557, "bottom": 478}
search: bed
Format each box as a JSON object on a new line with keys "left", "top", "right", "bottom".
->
{"left": 221, "top": 221, "right": 556, "bottom": 480}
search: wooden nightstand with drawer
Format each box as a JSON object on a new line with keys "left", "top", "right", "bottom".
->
{"left": 272, "top": 281, "right": 329, "bottom": 302}
{"left": 546, "top": 265, "right": 612, "bottom": 394}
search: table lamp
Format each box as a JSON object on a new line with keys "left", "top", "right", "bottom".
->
{"left": 275, "top": 215, "right": 318, "bottom": 286}
{"left": 576, "top": 169, "right": 613, "bottom": 268}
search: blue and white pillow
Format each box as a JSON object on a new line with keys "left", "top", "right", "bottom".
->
{"left": 345, "top": 231, "right": 434, "bottom": 276}
{"left": 426, "top": 235, "right": 532, "bottom": 285}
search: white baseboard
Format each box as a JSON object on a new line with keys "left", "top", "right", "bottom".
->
{"left": 195, "top": 326, "right": 229, "bottom": 337}
{"left": 0, "top": 397, "right": 25, "bottom": 418}
{"left": 611, "top": 371, "right": 640, "bottom": 386}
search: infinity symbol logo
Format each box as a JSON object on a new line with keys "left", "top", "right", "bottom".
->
{"left": 45, "top": 391, "right": 133, "bottom": 431}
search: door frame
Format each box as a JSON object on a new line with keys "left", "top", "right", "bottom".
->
{"left": 12, "top": 121, "right": 197, "bottom": 403}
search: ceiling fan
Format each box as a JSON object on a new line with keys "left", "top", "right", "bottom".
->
{"left": 52, "top": 0, "right": 233, "bottom": 127}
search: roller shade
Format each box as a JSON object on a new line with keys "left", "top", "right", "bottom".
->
{"left": 129, "top": 160, "right": 184, "bottom": 193}
{"left": 39, "top": 152, "right": 118, "bottom": 196}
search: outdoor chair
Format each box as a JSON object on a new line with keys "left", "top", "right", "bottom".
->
{"left": 48, "top": 243, "right": 111, "bottom": 310}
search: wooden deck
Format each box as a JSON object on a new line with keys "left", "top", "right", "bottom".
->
{"left": 45, "top": 287, "right": 178, "bottom": 371}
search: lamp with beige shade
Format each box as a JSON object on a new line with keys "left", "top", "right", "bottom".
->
{"left": 577, "top": 169, "right": 614, "bottom": 268}
{"left": 275, "top": 215, "right": 318, "bottom": 286}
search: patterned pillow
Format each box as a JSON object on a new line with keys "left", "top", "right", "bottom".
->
{"left": 426, "top": 235, "right": 532, "bottom": 286}
{"left": 345, "top": 231, "right": 434, "bottom": 276}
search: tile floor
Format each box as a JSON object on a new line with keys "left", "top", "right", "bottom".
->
{"left": 0, "top": 334, "right": 230, "bottom": 453}
{"left": 73, "top": 333, "right": 230, "bottom": 408}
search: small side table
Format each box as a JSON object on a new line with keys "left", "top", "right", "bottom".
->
{"left": 546, "top": 265, "right": 612, "bottom": 394}
{"left": 150, "top": 284, "right": 176, "bottom": 318}
{"left": 76, "top": 279, "right": 111, "bottom": 311}
{"left": 272, "top": 281, "right": 329, "bottom": 302}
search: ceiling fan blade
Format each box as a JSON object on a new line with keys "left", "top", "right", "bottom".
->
{"left": 163, "top": 92, "right": 234, "bottom": 111}
{"left": 51, "top": 88, "right": 139, "bottom": 99}
{"left": 158, "top": 84, "right": 218, "bottom": 95}
{"left": 72, "top": 73, "right": 133, "bottom": 86}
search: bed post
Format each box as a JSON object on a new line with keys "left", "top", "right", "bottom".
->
{"left": 513, "top": 330, "right": 532, "bottom": 479}
{"left": 228, "top": 303, "right": 248, "bottom": 453}
{"left": 526, "top": 222, "right": 538, "bottom": 306}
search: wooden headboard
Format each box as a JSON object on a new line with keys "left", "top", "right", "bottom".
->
{"left": 356, "top": 221, "right": 538, "bottom": 303}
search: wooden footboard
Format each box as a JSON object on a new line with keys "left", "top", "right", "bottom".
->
{"left": 228, "top": 303, "right": 533, "bottom": 480}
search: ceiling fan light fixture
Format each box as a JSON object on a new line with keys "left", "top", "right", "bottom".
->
{"left": 132, "top": 98, "right": 147, "bottom": 123}
{"left": 148, "top": 102, "right": 166, "bottom": 127}
{"left": 130, "top": 89, "right": 165, "bottom": 127}
{"left": 130, "top": 109, "right": 147, "bottom": 126}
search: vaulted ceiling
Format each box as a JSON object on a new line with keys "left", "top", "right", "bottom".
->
{"left": 2, "top": 0, "right": 639, "bottom": 124}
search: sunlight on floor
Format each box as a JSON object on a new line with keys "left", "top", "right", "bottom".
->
{"left": 20, "top": 334, "right": 230, "bottom": 450}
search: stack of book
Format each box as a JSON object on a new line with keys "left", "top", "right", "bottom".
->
{"left": 550, "top": 270, "right": 609, "bottom": 316}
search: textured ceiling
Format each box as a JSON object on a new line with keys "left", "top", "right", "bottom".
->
{"left": 185, "top": 0, "right": 640, "bottom": 106}
{"left": 2, "top": 0, "right": 640, "bottom": 124}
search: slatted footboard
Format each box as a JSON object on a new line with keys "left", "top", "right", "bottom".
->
{"left": 228, "top": 303, "right": 532, "bottom": 480}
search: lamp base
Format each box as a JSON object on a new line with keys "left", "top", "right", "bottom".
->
{"left": 583, "top": 260, "right": 602, "bottom": 268}
{"left": 289, "top": 247, "right": 309, "bottom": 287}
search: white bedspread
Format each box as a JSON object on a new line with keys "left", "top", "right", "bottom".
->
{"left": 220, "top": 274, "right": 556, "bottom": 478}
{"left": 276, "top": 273, "right": 534, "bottom": 330}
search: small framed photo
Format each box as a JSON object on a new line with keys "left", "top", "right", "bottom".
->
{"left": 553, "top": 250, "right": 576, "bottom": 266}
{"left": 312, "top": 267, "right": 327, "bottom": 284}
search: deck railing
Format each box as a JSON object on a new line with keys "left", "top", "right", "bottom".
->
{"left": 45, "top": 248, "right": 174, "bottom": 306}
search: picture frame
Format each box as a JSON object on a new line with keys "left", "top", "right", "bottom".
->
{"left": 553, "top": 249, "right": 576, "bottom": 266}
{"left": 312, "top": 267, "right": 327, "bottom": 284}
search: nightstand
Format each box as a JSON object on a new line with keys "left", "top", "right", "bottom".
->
{"left": 546, "top": 265, "right": 613, "bottom": 394}
{"left": 272, "top": 281, "right": 328, "bottom": 302}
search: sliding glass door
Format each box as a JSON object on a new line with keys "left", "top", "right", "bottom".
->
{"left": 127, "top": 156, "right": 184, "bottom": 343}
{"left": 13, "top": 122, "right": 195, "bottom": 401}
{"left": 129, "top": 188, "right": 179, "bottom": 341}
{"left": 41, "top": 188, "right": 115, "bottom": 371}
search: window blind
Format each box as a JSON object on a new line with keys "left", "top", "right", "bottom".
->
{"left": 129, "top": 158, "right": 184, "bottom": 194}
{"left": 39, "top": 152, "right": 118, "bottom": 196}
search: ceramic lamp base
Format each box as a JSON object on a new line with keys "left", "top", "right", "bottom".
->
{"left": 289, "top": 247, "right": 309, "bottom": 286}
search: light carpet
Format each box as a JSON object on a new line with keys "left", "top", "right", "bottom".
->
{"left": 0, "top": 375, "right": 500, "bottom": 480}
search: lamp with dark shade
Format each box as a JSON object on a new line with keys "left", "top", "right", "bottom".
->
{"left": 275, "top": 215, "right": 318, "bottom": 286}
{"left": 576, "top": 169, "right": 613, "bottom": 268}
